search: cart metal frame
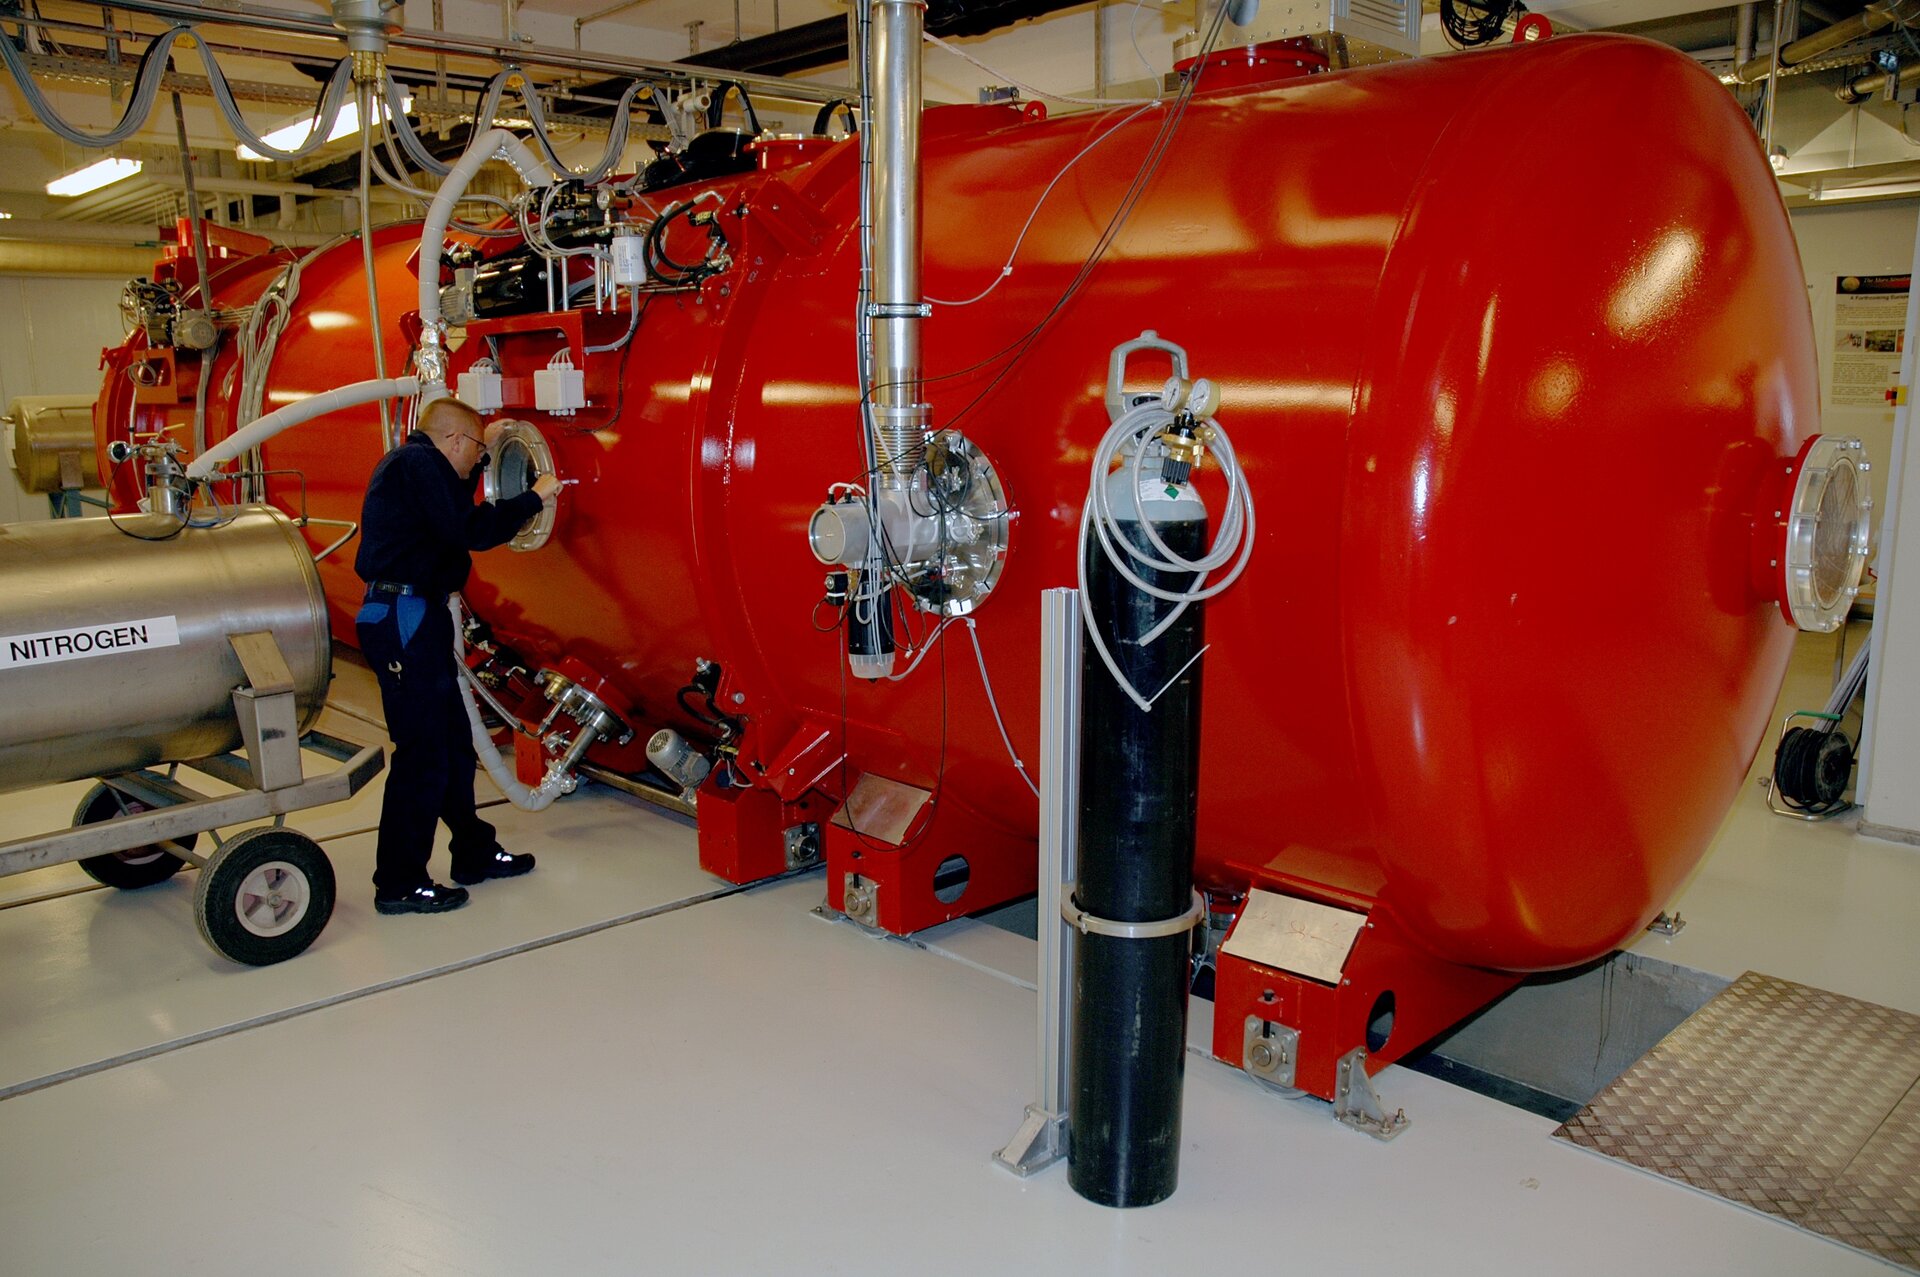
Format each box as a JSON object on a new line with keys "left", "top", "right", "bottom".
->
{"left": 0, "top": 631, "right": 385, "bottom": 964}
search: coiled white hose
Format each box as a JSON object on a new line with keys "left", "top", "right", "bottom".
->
{"left": 1077, "top": 399, "right": 1256, "bottom": 713}
{"left": 450, "top": 597, "right": 573, "bottom": 812}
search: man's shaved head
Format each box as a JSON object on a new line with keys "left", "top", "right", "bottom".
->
{"left": 419, "top": 396, "right": 483, "bottom": 442}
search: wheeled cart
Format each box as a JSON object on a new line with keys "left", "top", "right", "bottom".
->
{"left": 0, "top": 632, "right": 384, "bottom": 966}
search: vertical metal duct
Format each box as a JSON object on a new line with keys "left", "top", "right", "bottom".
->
{"left": 868, "top": 0, "right": 928, "bottom": 486}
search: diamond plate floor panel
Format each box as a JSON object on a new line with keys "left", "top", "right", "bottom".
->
{"left": 1556, "top": 971, "right": 1920, "bottom": 1271}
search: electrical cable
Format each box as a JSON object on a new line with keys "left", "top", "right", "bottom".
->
{"left": 2, "top": 17, "right": 354, "bottom": 159}
{"left": 0, "top": 19, "right": 182, "bottom": 147}
{"left": 1127, "top": 0, "right": 1161, "bottom": 87}
{"left": 963, "top": 617, "right": 1039, "bottom": 798}
{"left": 510, "top": 67, "right": 648, "bottom": 183}
{"left": 936, "top": 2, "right": 1228, "bottom": 435}
{"left": 231, "top": 252, "right": 301, "bottom": 498}
{"left": 883, "top": 617, "right": 955, "bottom": 681}
{"left": 104, "top": 454, "right": 188, "bottom": 542}
{"left": 390, "top": 65, "right": 647, "bottom": 184}
{"left": 843, "top": 0, "right": 1233, "bottom": 465}
{"left": 926, "top": 98, "right": 1162, "bottom": 307}
{"left": 365, "top": 130, "right": 521, "bottom": 236}
{"left": 922, "top": 30, "right": 1159, "bottom": 106}
{"left": 357, "top": 79, "right": 395, "bottom": 448}
{"left": 584, "top": 286, "right": 648, "bottom": 354}
{"left": 643, "top": 195, "right": 728, "bottom": 286}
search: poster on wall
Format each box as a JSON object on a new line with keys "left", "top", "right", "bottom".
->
{"left": 1833, "top": 274, "right": 1909, "bottom": 407}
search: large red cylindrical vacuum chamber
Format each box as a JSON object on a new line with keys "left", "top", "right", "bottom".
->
{"left": 96, "top": 33, "right": 1848, "bottom": 1099}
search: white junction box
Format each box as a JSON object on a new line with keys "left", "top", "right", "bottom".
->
{"left": 457, "top": 363, "right": 503, "bottom": 413}
{"left": 533, "top": 354, "right": 587, "bottom": 417}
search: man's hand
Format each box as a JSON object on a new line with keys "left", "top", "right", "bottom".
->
{"left": 482, "top": 420, "right": 511, "bottom": 450}
{"left": 532, "top": 473, "right": 562, "bottom": 502}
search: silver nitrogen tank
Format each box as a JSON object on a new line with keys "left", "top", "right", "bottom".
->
{"left": 7, "top": 394, "right": 100, "bottom": 493}
{"left": 0, "top": 507, "right": 331, "bottom": 794}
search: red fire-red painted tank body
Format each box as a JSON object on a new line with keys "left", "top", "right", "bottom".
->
{"left": 98, "top": 36, "right": 1809, "bottom": 994}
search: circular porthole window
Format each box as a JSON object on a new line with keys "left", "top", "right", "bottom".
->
{"left": 481, "top": 419, "right": 558, "bottom": 552}
{"left": 1778, "top": 434, "right": 1872, "bottom": 633}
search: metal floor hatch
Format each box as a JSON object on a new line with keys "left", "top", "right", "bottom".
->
{"left": 1555, "top": 971, "right": 1920, "bottom": 1271}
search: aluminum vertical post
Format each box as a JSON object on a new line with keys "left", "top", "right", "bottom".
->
{"left": 994, "top": 587, "right": 1081, "bottom": 1176}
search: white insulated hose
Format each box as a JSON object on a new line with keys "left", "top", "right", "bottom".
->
{"left": 190, "top": 128, "right": 551, "bottom": 478}
{"left": 416, "top": 128, "right": 554, "bottom": 395}
{"left": 185, "top": 128, "right": 562, "bottom": 806}
{"left": 186, "top": 376, "right": 421, "bottom": 479}
{"left": 450, "top": 596, "right": 573, "bottom": 812}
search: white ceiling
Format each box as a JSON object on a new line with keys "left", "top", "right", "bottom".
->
{"left": 1, "top": 0, "right": 1909, "bottom": 222}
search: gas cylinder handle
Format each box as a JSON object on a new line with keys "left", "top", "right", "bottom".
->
{"left": 1106, "top": 331, "right": 1190, "bottom": 424}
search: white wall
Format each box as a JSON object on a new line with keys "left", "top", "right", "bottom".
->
{"left": 0, "top": 275, "right": 127, "bottom": 524}
{"left": 1787, "top": 199, "right": 1920, "bottom": 531}
{"left": 1862, "top": 210, "right": 1920, "bottom": 840}
{"left": 1788, "top": 200, "right": 1920, "bottom": 840}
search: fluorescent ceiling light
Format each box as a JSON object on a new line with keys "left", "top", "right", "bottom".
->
{"left": 46, "top": 157, "right": 143, "bottom": 197}
{"left": 1812, "top": 180, "right": 1920, "bottom": 202}
{"left": 237, "top": 94, "right": 413, "bottom": 162}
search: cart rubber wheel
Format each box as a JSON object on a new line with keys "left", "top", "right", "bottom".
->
{"left": 71, "top": 782, "right": 196, "bottom": 889}
{"left": 193, "top": 827, "right": 335, "bottom": 966}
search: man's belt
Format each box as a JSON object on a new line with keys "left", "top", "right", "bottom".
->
{"left": 365, "top": 580, "right": 433, "bottom": 598}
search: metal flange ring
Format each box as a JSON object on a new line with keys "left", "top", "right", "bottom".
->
{"left": 1061, "top": 890, "right": 1206, "bottom": 940}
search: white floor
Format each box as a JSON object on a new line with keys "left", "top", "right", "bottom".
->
{"left": 1630, "top": 623, "right": 1920, "bottom": 1017}
{"left": 0, "top": 636, "right": 1912, "bottom": 1275}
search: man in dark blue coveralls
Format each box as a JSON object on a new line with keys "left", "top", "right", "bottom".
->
{"left": 355, "top": 396, "right": 560, "bottom": 915}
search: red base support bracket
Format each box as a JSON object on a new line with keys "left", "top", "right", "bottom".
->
{"left": 822, "top": 773, "right": 1037, "bottom": 935}
{"left": 696, "top": 781, "right": 830, "bottom": 884}
{"left": 1210, "top": 887, "right": 1520, "bottom": 1137}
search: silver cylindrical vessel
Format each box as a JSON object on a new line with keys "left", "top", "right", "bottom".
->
{"left": 8, "top": 395, "right": 100, "bottom": 493}
{"left": 0, "top": 506, "right": 330, "bottom": 794}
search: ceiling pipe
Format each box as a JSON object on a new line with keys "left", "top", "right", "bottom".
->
{"left": 696, "top": 0, "right": 1086, "bottom": 73}
{"left": 147, "top": 173, "right": 324, "bottom": 197}
{"left": 566, "top": 0, "right": 1087, "bottom": 122}
{"left": 0, "top": 241, "right": 166, "bottom": 275}
{"left": 0, "top": 216, "right": 334, "bottom": 250}
{"left": 23, "top": 49, "right": 333, "bottom": 107}
{"left": 0, "top": 218, "right": 169, "bottom": 245}
{"left": 1838, "top": 57, "right": 1920, "bottom": 100}
{"left": 1733, "top": 0, "right": 1920, "bottom": 84}
{"left": 92, "top": 0, "right": 852, "bottom": 105}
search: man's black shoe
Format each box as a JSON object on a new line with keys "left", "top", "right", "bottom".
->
{"left": 374, "top": 882, "right": 471, "bottom": 915}
{"left": 451, "top": 849, "right": 536, "bottom": 885}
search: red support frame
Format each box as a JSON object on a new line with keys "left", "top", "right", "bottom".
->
{"left": 1210, "top": 900, "right": 1521, "bottom": 1101}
